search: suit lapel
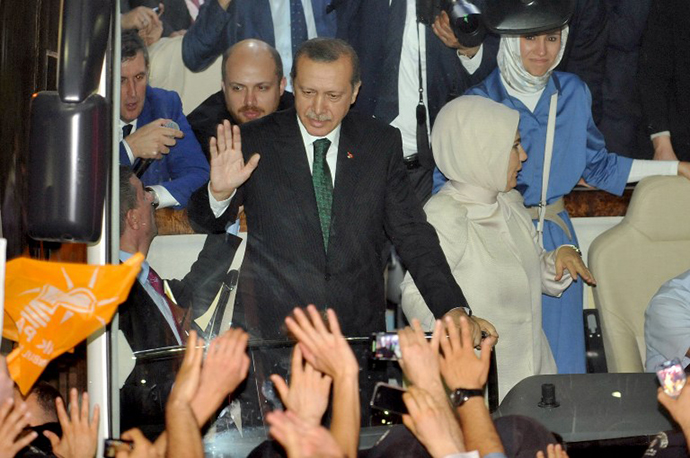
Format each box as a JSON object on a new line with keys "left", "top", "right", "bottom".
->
{"left": 138, "top": 86, "right": 155, "bottom": 127}
{"left": 330, "top": 113, "right": 366, "bottom": 250}
{"left": 272, "top": 110, "right": 324, "bottom": 247}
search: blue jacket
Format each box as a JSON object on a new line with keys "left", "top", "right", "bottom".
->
{"left": 119, "top": 86, "right": 210, "bottom": 208}
{"left": 181, "top": 0, "right": 337, "bottom": 72}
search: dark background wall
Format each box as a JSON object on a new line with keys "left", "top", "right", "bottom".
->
{"left": 0, "top": 0, "right": 61, "bottom": 260}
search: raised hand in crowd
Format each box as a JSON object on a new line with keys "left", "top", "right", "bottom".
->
{"left": 285, "top": 305, "right": 359, "bottom": 458}
{"left": 0, "top": 398, "right": 35, "bottom": 458}
{"left": 554, "top": 245, "right": 596, "bottom": 285}
{"left": 44, "top": 389, "right": 99, "bottom": 458}
{"left": 536, "top": 443, "right": 570, "bottom": 458}
{"left": 439, "top": 315, "right": 503, "bottom": 457}
{"left": 657, "top": 383, "right": 690, "bottom": 444}
{"left": 402, "top": 386, "right": 466, "bottom": 458}
{"left": 124, "top": 119, "right": 184, "bottom": 161}
{"left": 121, "top": 5, "right": 160, "bottom": 32}
{"left": 152, "top": 328, "right": 250, "bottom": 456}
{"left": 209, "top": 120, "right": 260, "bottom": 201}
{"left": 270, "top": 345, "right": 332, "bottom": 426}
{"left": 164, "top": 330, "right": 204, "bottom": 458}
{"left": 190, "top": 327, "right": 250, "bottom": 425}
{"left": 266, "top": 410, "right": 344, "bottom": 458}
{"left": 0, "top": 357, "right": 14, "bottom": 406}
{"left": 116, "top": 428, "right": 160, "bottom": 458}
{"left": 398, "top": 319, "right": 465, "bottom": 449}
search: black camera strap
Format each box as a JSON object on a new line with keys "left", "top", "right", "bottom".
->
{"left": 415, "top": 21, "right": 434, "bottom": 170}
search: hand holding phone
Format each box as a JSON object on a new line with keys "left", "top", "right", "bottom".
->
{"left": 103, "top": 439, "right": 134, "bottom": 457}
{"left": 370, "top": 382, "right": 408, "bottom": 415}
{"left": 656, "top": 358, "right": 687, "bottom": 398}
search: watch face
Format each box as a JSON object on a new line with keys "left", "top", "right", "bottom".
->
{"left": 451, "top": 388, "right": 483, "bottom": 407}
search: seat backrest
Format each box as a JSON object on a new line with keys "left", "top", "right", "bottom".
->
{"left": 147, "top": 36, "right": 222, "bottom": 115}
{"left": 588, "top": 176, "right": 690, "bottom": 372}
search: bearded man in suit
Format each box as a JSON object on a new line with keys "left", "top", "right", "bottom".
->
{"left": 188, "top": 37, "right": 494, "bottom": 343}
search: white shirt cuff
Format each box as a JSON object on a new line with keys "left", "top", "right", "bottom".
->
{"left": 627, "top": 160, "right": 679, "bottom": 183}
{"left": 457, "top": 44, "right": 483, "bottom": 75}
{"left": 650, "top": 131, "right": 671, "bottom": 141}
{"left": 208, "top": 182, "right": 235, "bottom": 218}
{"left": 443, "top": 451, "right": 480, "bottom": 458}
{"left": 148, "top": 184, "right": 179, "bottom": 209}
{"left": 122, "top": 139, "right": 135, "bottom": 164}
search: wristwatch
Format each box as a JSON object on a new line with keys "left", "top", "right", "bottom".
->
{"left": 449, "top": 388, "right": 483, "bottom": 408}
{"left": 144, "top": 186, "right": 160, "bottom": 209}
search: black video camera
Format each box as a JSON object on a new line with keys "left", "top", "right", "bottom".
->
{"left": 417, "top": 0, "right": 486, "bottom": 48}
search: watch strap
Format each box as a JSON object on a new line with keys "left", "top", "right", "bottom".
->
{"left": 450, "top": 388, "right": 483, "bottom": 407}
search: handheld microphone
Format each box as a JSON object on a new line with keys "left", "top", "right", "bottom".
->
{"left": 133, "top": 120, "right": 179, "bottom": 178}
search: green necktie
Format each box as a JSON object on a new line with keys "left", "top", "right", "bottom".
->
{"left": 312, "top": 138, "right": 333, "bottom": 249}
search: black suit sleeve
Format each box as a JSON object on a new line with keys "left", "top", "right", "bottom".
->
{"left": 382, "top": 130, "right": 469, "bottom": 317}
{"left": 187, "top": 182, "right": 243, "bottom": 234}
{"left": 167, "top": 233, "right": 242, "bottom": 318}
{"left": 559, "top": 0, "right": 607, "bottom": 124}
{"left": 638, "top": 0, "right": 674, "bottom": 135}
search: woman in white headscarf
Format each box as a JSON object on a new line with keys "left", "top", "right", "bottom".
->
{"left": 432, "top": 25, "right": 690, "bottom": 375}
{"left": 401, "top": 95, "right": 594, "bottom": 400}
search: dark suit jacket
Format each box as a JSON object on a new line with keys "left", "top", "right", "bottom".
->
{"left": 638, "top": 0, "right": 690, "bottom": 160}
{"left": 119, "top": 233, "right": 241, "bottom": 438}
{"left": 187, "top": 90, "right": 295, "bottom": 160}
{"left": 119, "top": 86, "right": 210, "bottom": 208}
{"left": 188, "top": 108, "right": 468, "bottom": 339}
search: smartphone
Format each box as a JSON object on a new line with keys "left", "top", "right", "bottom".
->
{"left": 103, "top": 438, "right": 134, "bottom": 457}
{"left": 371, "top": 332, "right": 402, "bottom": 360}
{"left": 370, "top": 331, "right": 438, "bottom": 360}
{"left": 656, "top": 358, "right": 687, "bottom": 398}
{"left": 370, "top": 382, "right": 408, "bottom": 415}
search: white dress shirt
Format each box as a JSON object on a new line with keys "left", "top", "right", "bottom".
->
{"left": 269, "top": 0, "right": 318, "bottom": 91}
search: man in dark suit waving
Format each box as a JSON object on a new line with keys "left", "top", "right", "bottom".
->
{"left": 188, "top": 38, "right": 493, "bottom": 342}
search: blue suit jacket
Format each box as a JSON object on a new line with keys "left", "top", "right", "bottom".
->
{"left": 182, "top": 0, "right": 337, "bottom": 72}
{"left": 119, "top": 86, "right": 209, "bottom": 208}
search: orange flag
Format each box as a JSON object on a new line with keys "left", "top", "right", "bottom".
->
{"left": 3, "top": 254, "right": 143, "bottom": 394}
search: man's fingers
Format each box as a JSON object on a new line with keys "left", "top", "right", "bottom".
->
{"left": 44, "top": 430, "right": 60, "bottom": 448}
{"left": 216, "top": 123, "right": 228, "bottom": 153}
{"left": 12, "top": 430, "right": 38, "bottom": 454}
{"left": 270, "top": 374, "right": 290, "bottom": 404}
{"left": 52, "top": 396, "right": 69, "bottom": 430}
{"left": 306, "top": 304, "right": 329, "bottom": 335}
{"left": 232, "top": 124, "right": 242, "bottom": 153}
{"left": 445, "top": 315, "right": 461, "bottom": 350}
{"left": 245, "top": 153, "right": 261, "bottom": 174}
{"left": 91, "top": 403, "right": 101, "bottom": 431}
{"left": 326, "top": 308, "right": 343, "bottom": 337}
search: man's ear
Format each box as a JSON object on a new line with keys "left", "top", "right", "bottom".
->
{"left": 125, "top": 208, "right": 140, "bottom": 231}
{"left": 350, "top": 81, "right": 362, "bottom": 105}
{"left": 279, "top": 76, "right": 287, "bottom": 96}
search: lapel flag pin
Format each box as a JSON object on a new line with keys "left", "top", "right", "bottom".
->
{"left": 347, "top": 152, "right": 354, "bottom": 159}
